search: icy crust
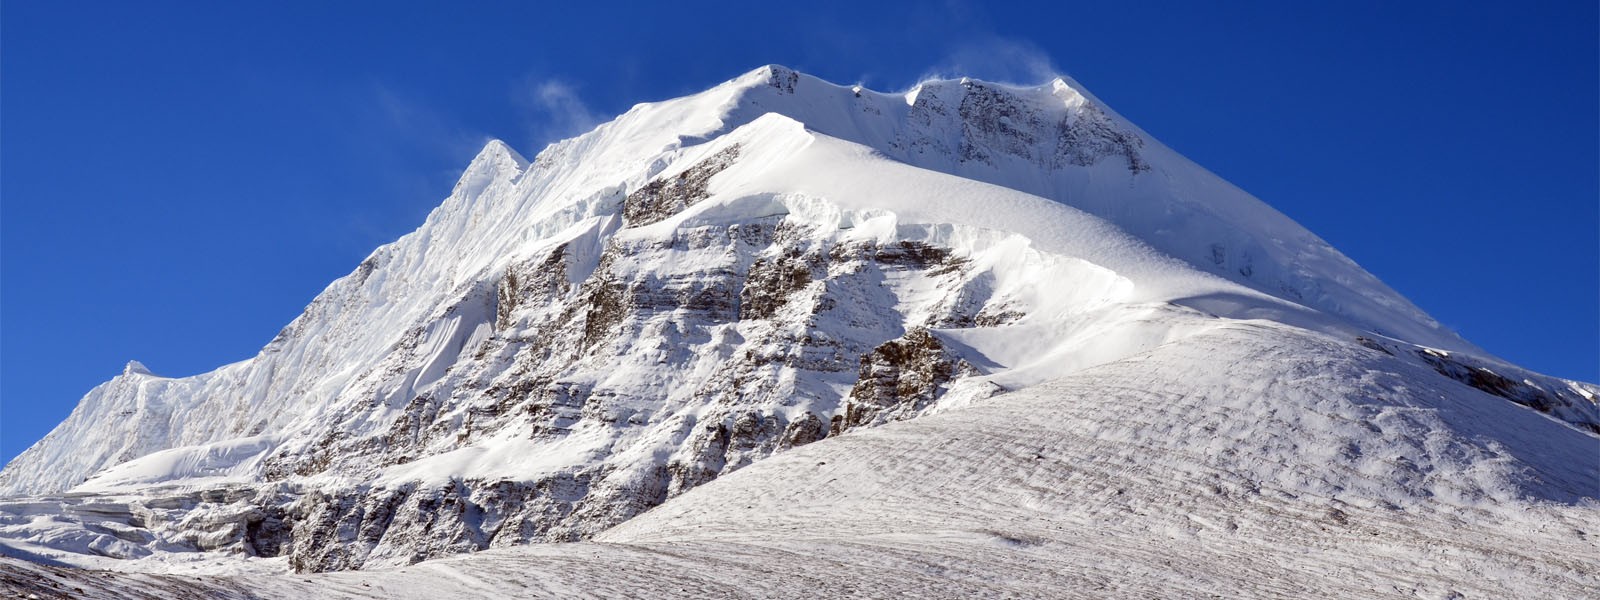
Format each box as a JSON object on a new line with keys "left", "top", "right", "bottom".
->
{"left": 1, "top": 66, "right": 1595, "bottom": 576}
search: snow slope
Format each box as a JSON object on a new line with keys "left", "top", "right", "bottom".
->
{"left": 1, "top": 66, "right": 1595, "bottom": 590}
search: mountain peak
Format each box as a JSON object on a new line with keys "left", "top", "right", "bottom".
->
{"left": 4, "top": 65, "right": 1592, "bottom": 591}
{"left": 469, "top": 138, "right": 529, "bottom": 173}
{"left": 122, "top": 360, "right": 152, "bottom": 376}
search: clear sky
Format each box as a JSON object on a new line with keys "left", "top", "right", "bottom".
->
{"left": 2, "top": 1, "right": 1595, "bottom": 465}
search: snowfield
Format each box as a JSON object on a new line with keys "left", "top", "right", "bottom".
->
{"left": 1, "top": 66, "right": 1595, "bottom": 598}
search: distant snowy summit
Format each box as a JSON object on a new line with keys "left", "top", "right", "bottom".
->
{"left": 0, "top": 66, "right": 1593, "bottom": 592}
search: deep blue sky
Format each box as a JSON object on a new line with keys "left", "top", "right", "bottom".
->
{"left": 3, "top": 2, "right": 1595, "bottom": 464}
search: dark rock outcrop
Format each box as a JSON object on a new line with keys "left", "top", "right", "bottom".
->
{"left": 833, "top": 328, "right": 978, "bottom": 434}
{"left": 1416, "top": 349, "right": 1599, "bottom": 434}
{"left": 623, "top": 144, "right": 741, "bottom": 227}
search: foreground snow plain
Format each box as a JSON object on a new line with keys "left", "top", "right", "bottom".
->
{"left": 1, "top": 66, "right": 1595, "bottom": 598}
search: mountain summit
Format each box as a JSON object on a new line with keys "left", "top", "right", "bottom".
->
{"left": 1, "top": 66, "right": 1595, "bottom": 597}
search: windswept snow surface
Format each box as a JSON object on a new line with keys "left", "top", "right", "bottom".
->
{"left": 1, "top": 66, "right": 1596, "bottom": 597}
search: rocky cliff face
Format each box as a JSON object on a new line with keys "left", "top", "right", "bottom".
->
{"left": 263, "top": 201, "right": 1019, "bottom": 571}
{"left": 3, "top": 66, "right": 1594, "bottom": 574}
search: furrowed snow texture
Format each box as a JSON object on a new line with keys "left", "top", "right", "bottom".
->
{"left": 1, "top": 67, "right": 1594, "bottom": 597}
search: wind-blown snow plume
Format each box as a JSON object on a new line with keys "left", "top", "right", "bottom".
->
{"left": 521, "top": 79, "right": 604, "bottom": 147}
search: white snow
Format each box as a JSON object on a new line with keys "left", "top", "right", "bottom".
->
{"left": 72, "top": 435, "right": 280, "bottom": 494}
{"left": 7, "top": 322, "right": 1596, "bottom": 598}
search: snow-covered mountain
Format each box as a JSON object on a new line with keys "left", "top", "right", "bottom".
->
{"left": 1, "top": 66, "right": 1595, "bottom": 595}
